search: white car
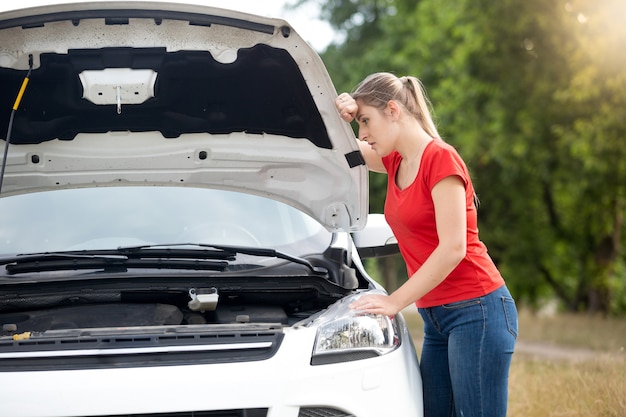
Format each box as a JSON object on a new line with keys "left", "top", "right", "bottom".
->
{"left": 0, "top": 2, "right": 423, "bottom": 416}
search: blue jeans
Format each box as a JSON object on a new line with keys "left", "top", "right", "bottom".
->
{"left": 418, "top": 285, "right": 518, "bottom": 417}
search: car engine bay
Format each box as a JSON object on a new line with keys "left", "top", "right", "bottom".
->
{"left": 0, "top": 274, "right": 352, "bottom": 336}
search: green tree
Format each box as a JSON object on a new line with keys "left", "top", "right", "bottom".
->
{"left": 295, "top": 0, "right": 626, "bottom": 313}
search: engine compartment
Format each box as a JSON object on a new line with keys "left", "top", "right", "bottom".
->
{"left": 0, "top": 301, "right": 292, "bottom": 336}
{"left": 0, "top": 274, "right": 349, "bottom": 370}
{"left": 0, "top": 271, "right": 352, "bottom": 338}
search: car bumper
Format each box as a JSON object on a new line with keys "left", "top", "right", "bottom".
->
{"left": 0, "top": 324, "right": 422, "bottom": 417}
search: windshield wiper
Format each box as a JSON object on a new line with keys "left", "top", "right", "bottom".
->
{"left": 0, "top": 243, "right": 327, "bottom": 275}
{"left": 120, "top": 243, "right": 328, "bottom": 275}
{"left": 0, "top": 250, "right": 231, "bottom": 275}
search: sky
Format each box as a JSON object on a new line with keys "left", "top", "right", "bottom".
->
{"left": 0, "top": 0, "right": 335, "bottom": 51}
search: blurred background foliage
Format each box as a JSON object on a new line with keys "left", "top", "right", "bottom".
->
{"left": 294, "top": 0, "right": 626, "bottom": 314}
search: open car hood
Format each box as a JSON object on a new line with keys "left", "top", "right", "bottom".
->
{"left": 0, "top": 1, "right": 367, "bottom": 231}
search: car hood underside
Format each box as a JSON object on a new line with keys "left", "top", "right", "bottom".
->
{"left": 0, "top": 2, "right": 368, "bottom": 231}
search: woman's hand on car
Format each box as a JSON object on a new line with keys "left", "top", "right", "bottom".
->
{"left": 350, "top": 293, "right": 402, "bottom": 317}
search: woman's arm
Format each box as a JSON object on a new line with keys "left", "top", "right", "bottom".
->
{"left": 335, "top": 94, "right": 385, "bottom": 173}
{"left": 357, "top": 140, "right": 386, "bottom": 173}
{"left": 350, "top": 175, "right": 467, "bottom": 315}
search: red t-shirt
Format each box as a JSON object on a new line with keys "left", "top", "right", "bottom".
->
{"left": 382, "top": 139, "right": 504, "bottom": 308}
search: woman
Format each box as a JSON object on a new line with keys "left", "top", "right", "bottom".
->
{"left": 336, "top": 72, "right": 518, "bottom": 417}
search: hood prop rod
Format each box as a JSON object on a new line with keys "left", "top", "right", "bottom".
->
{"left": 0, "top": 54, "right": 33, "bottom": 195}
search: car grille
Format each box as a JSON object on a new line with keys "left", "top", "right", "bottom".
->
{"left": 0, "top": 325, "right": 283, "bottom": 371}
{"left": 94, "top": 411, "right": 267, "bottom": 417}
{"left": 298, "top": 408, "right": 355, "bottom": 417}
{"left": 35, "top": 408, "right": 353, "bottom": 417}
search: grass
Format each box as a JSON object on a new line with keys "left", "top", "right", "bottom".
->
{"left": 508, "top": 355, "right": 625, "bottom": 417}
{"left": 402, "top": 307, "right": 626, "bottom": 417}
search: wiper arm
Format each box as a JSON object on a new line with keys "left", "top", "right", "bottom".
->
{"left": 0, "top": 252, "right": 125, "bottom": 267}
{"left": 6, "top": 258, "right": 230, "bottom": 275}
{"left": 119, "top": 243, "right": 328, "bottom": 275}
{"left": 0, "top": 249, "right": 233, "bottom": 275}
{"left": 111, "top": 245, "right": 236, "bottom": 260}
{"left": 0, "top": 244, "right": 327, "bottom": 276}
{"left": 217, "top": 245, "right": 327, "bottom": 275}
{"left": 0, "top": 246, "right": 234, "bottom": 267}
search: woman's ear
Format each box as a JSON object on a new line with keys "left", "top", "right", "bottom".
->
{"left": 386, "top": 100, "right": 401, "bottom": 121}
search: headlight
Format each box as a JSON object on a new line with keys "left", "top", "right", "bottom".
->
{"left": 310, "top": 290, "right": 400, "bottom": 365}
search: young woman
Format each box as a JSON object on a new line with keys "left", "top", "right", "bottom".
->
{"left": 336, "top": 72, "right": 518, "bottom": 417}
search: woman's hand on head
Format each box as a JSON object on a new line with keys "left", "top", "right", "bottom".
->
{"left": 335, "top": 93, "right": 358, "bottom": 123}
{"left": 335, "top": 93, "right": 386, "bottom": 173}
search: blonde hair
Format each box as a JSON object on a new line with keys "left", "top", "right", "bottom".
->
{"left": 352, "top": 72, "right": 440, "bottom": 138}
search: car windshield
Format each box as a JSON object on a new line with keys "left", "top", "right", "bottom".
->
{"left": 0, "top": 187, "right": 331, "bottom": 257}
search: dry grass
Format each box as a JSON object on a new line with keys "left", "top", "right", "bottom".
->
{"left": 508, "top": 354, "right": 625, "bottom": 417}
{"left": 402, "top": 307, "right": 626, "bottom": 417}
